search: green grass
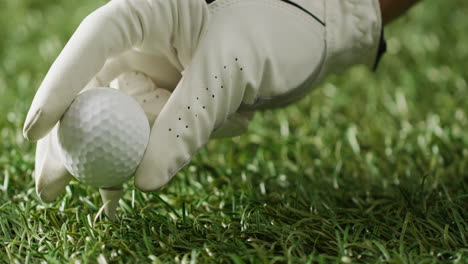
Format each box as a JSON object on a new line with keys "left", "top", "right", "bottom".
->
{"left": 1, "top": 0, "right": 467, "bottom": 263}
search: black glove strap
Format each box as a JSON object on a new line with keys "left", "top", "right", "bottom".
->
{"left": 373, "top": 29, "right": 387, "bottom": 71}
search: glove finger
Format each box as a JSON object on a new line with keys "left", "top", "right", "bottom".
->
{"left": 35, "top": 126, "right": 73, "bottom": 202}
{"left": 105, "top": 50, "right": 182, "bottom": 92}
{"left": 134, "top": 38, "right": 253, "bottom": 192}
{"left": 23, "top": 0, "right": 145, "bottom": 141}
{"left": 110, "top": 71, "right": 172, "bottom": 126}
{"left": 24, "top": 0, "right": 210, "bottom": 141}
{"left": 92, "top": 49, "right": 180, "bottom": 90}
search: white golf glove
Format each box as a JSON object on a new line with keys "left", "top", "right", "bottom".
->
{"left": 23, "top": 0, "right": 383, "bottom": 219}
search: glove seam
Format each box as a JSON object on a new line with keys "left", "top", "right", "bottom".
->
{"left": 279, "top": 0, "right": 325, "bottom": 26}
{"left": 209, "top": 0, "right": 324, "bottom": 28}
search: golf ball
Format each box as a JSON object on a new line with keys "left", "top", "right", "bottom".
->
{"left": 57, "top": 87, "right": 150, "bottom": 188}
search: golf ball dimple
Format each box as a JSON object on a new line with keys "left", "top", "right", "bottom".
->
{"left": 57, "top": 87, "right": 150, "bottom": 188}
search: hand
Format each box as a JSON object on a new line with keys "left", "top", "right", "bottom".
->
{"left": 23, "top": 0, "right": 383, "bottom": 218}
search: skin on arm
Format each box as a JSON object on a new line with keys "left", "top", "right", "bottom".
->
{"left": 380, "top": 0, "right": 420, "bottom": 25}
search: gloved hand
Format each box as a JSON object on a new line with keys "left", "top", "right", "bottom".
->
{"left": 23, "top": 0, "right": 383, "bottom": 218}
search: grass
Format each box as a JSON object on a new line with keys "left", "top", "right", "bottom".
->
{"left": 0, "top": 0, "right": 467, "bottom": 263}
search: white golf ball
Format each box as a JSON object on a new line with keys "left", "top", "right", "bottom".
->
{"left": 57, "top": 87, "right": 150, "bottom": 188}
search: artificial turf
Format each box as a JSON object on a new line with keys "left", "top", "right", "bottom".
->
{"left": 0, "top": 0, "right": 467, "bottom": 263}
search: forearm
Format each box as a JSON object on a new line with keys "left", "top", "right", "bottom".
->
{"left": 379, "top": 0, "right": 420, "bottom": 25}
